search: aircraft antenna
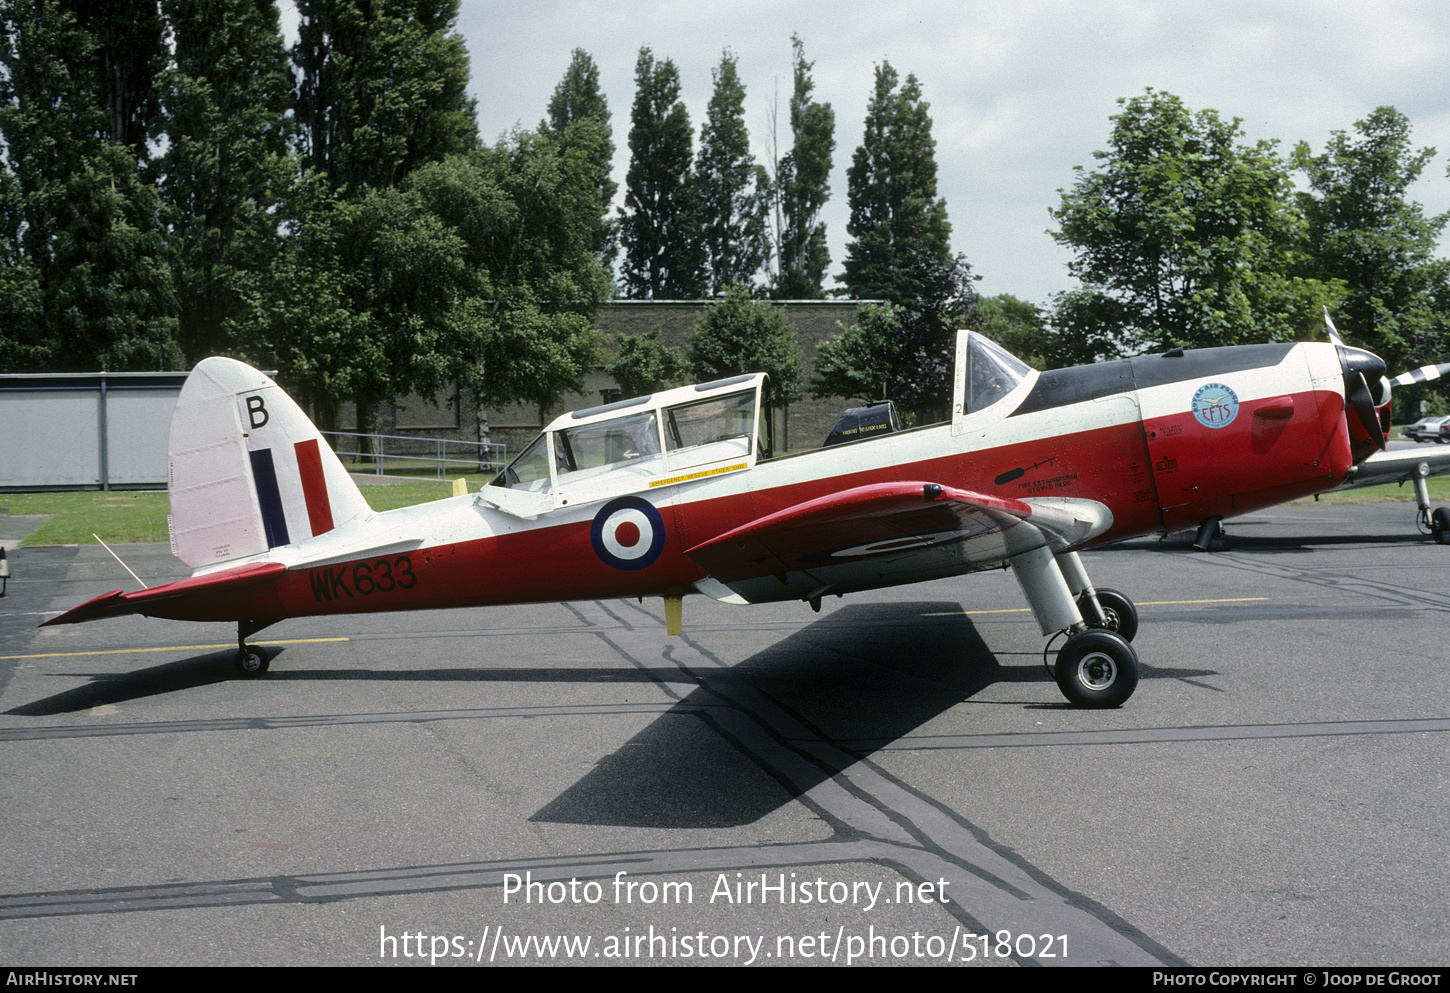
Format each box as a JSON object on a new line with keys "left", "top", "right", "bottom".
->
{"left": 92, "top": 533, "right": 149, "bottom": 590}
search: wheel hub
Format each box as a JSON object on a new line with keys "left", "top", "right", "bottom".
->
{"left": 1076, "top": 651, "right": 1117, "bottom": 690}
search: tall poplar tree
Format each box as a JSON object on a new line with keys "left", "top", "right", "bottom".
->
{"left": 0, "top": 0, "right": 178, "bottom": 372}
{"left": 541, "top": 48, "right": 617, "bottom": 268}
{"left": 839, "top": 62, "right": 950, "bottom": 305}
{"left": 293, "top": 0, "right": 478, "bottom": 195}
{"left": 619, "top": 47, "right": 702, "bottom": 299}
{"left": 773, "top": 35, "right": 834, "bottom": 299}
{"left": 67, "top": 0, "right": 166, "bottom": 162}
{"left": 695, "top": 50, "right": 770, "bottom": 295}
{"left": 160, "top": 0, "right": 295, "bottom": 363}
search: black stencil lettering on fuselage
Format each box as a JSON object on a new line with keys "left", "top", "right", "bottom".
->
{"left": 309, "top": 556, "right": 416, "bottom": 603}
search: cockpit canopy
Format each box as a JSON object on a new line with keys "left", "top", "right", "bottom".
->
{"left": 489, "top": 332, "right": 1032, "bottom": 502}
{"left": 491, "top": 373, "right": 770, "bottom": 497}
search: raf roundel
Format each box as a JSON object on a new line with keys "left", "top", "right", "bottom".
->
{"left": 590, "top": 496, "right": 666, "bottom": 571}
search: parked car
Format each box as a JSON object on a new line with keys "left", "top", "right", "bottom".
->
{"left": 1405, "top": 415, "right": 1450, "bottom": 442}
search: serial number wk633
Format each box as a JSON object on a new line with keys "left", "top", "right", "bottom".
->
{"left": 309, "top": 555, "right": 417, "bottom": 602}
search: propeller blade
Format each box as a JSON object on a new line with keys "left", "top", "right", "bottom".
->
{"left": 1325, "top": 322, "right": 1390, "bottom": 451}
{"left": 1390, "top": 363, "right": 1450, "bottom": 389}
{"left": 1347, "top": 371, "right": 1387, "bottom": 450}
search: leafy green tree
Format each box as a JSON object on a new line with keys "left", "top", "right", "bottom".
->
{"left": 976, "top": 294, "right": 1052, "bottom": 369}
{"left": 1050, "top": 89, "right": 1341, "bottom": 356}
{"left": 695, "top": 50, "right": 771, "bottom": 295}
{"left": 293, "top": 0, "right": 478, "bottom": 195}
{"left": 442, "top": 126, "right": 611, "bottom": 414}
{"left": 608, "top": 328, "right": 692, "bottom": 396}
{"left": 772, "top": 35, "right": 834, "bottom": 300}
{"left": 619, "top": 47, "right": 702, "bottom": 298}
{"left": 159, "top": 0, "right": 296, "bottom": 363}
{"left": 0, "top": 0, "right": 179, "bottom": 372}
{"left": 687, "top": 283, "right": 802, "bottom": 401}
{"left": 813, "top": 247, "right": 977, "bottom": 422}
{"left": 254, "top": 183, "right": 477, "bottom": 432}
{"left": 810, "top": 303, "right": 900, "bottom": 405}
{"left": 249, "top": 125, "right": 609, "bottom": 432}
{"left": 839, "top": 62, "right": 951, "bottom": 304}
{"left": 542, "top": 48, "right": 617, "bottom": 269}
{"left": 1293, "top": 107, "right": 1450, "bottom": 371}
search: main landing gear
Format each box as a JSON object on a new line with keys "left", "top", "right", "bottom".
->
{"left": 234, "top": 619, "right": 273, "bottom": 677}
{"left": 1009, "top": 546, "right": 1140, "bottom": 708}
{"left": 1410, "top": 472, "right": 1450, "bottom": 545}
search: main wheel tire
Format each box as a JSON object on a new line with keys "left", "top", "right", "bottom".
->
{"left": 1055, "top": 630, "right": 1139, "bottom": 708}
{"left": 234, "top": 645, "right": 269, "bottom": 677}
{"left": 1081, "top": 588, "right": 1139, "bottom": 643}
{"left": 1432, "top": 507, "right": 1450, "bottom": 545}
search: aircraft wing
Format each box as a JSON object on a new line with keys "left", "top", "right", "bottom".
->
{"left": 1332, "top": 446, "right": 1450, "bottom": 491}
{"left": 41, "top": 561, "right": 287, "bottom": 626}
{"left": 685, "top": 480, "right": 1111, "bottom": 604}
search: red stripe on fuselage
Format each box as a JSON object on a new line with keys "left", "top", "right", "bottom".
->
{"left": 248, "top": 385, "right": 1348, "bottom": 624}
{"left": 294, "top": 438, "right": 334, "bottom": 537}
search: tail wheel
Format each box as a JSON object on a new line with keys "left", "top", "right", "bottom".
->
{"left": 235, "top": 645, "right": 269, "bottom": 677}
{"left": 1055, "top": 630, "right": 1139, "bottom": 708}
{"left": 1080, "top": 588, "right": 1139, "bottom": 643}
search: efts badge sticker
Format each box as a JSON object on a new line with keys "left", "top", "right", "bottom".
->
{"left": 1191, "top": 382, "right": 1239, "bottom": 429}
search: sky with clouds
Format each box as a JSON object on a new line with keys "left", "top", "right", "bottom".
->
{"left": 327, "top": 1, "right": 1450, "bottom": 305}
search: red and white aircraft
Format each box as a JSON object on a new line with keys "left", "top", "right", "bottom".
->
{"left": 45, "top": 325, "right": 1406, "bottom": 707}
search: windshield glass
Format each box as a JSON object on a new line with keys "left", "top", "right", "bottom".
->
{"left": 963, "top": 334, "right": 1033, "bottom": 414}
{"left": 490, "top": 433, "right": 552, "bottom": 491}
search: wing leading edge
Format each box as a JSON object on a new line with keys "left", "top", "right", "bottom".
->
{"left": 1335, "top": 446, "right": 1450, "bottom": 490}
{"left": 686, "top": 481, "right": 1112, "bottom": 604}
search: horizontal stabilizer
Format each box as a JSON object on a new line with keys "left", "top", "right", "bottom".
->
{"left": 41, "top": 562, "right": 286, "bottom": 626}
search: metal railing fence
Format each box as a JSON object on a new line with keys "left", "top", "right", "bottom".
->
{"left": 320, "top": 431, "right": 506, "bottom": 479}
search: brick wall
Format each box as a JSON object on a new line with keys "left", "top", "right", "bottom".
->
{"left": 378, "top": 298, "right": 877, "bottom": 460}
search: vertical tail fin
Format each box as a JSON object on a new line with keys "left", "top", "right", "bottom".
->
{"left": 167, "top": 358, "right": 370, "bottom": 568}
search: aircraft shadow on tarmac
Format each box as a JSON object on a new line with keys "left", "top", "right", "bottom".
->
{"left": 6, "top": 650, "right": 247, "bottom": 716}
{"left": 9, "top": 600, "right": 1216, "bottom": 735}
{"left": 4, "top": 648, "right": 725, "bottom": 717}
{"left": 529, "top": 602, "right": 1215, "bottom": 830}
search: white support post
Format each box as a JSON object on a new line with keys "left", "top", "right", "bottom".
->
{"left": 1413, "top": 475, "right": 1431, "bottom": 516}
{"left": 1009, "top": 544, "right": 1082, "bottom": 636}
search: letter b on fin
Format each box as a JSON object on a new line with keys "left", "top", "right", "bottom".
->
{"left": 246, "top": 395, "right": 269, "bottom": 430}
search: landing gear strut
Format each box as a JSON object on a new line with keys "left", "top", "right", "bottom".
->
{"left": 234, "top": 619, "right": 274, "bottom": 678}
{"left": 1411, "top": 474, "right": 1450, "bottom": 545}
{"left": 1079, "top": 587, "right": 1138, "bottom": 643}
{"left": 1009, "top": 547, "right": 1141, "bottom": 708}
